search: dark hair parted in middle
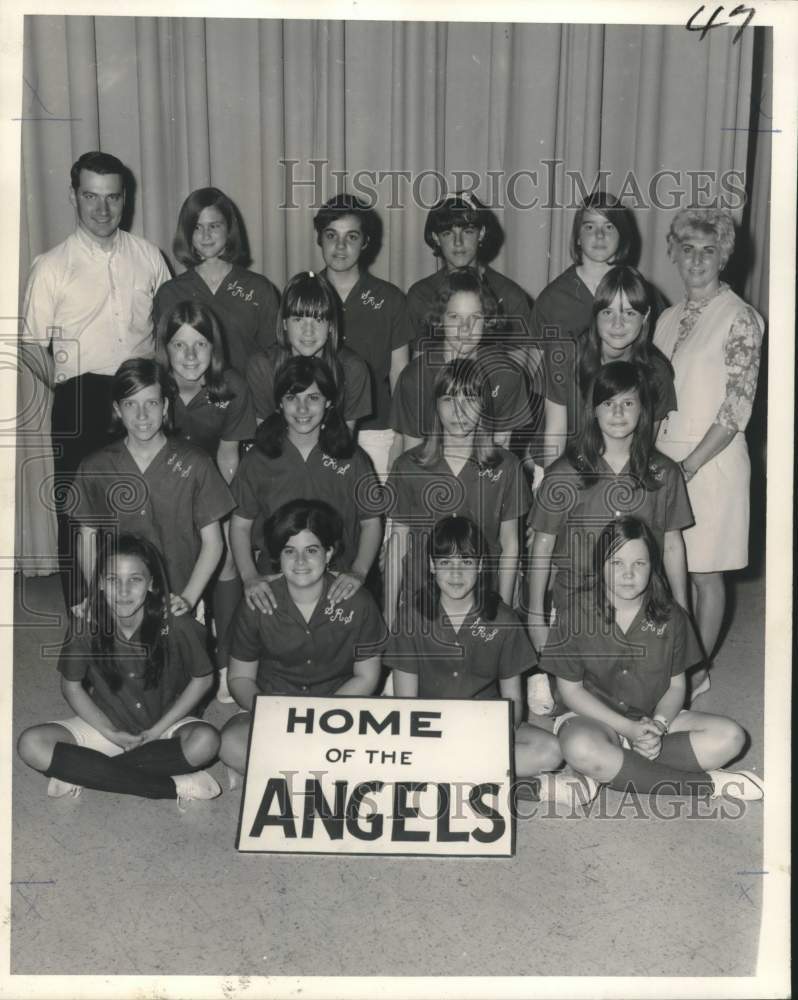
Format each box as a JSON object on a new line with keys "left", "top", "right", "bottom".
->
{"left": 254, "top": 356, "right": 353, "bottom": 460}
{"left": 264, "top": 498, "right": 344, "bottom": 568}
{"left": 412, "top": 357, "right": 502, "bottom": 470}
{"left": 172, "top": 187, "right": 249, "bottom": 268}
{"left": 155, "top": 300, "right": 235, "bottom": 403}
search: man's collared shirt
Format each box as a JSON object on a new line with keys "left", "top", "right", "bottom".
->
{"left": 21, "top": 226, "right": 169, "bottom": 382}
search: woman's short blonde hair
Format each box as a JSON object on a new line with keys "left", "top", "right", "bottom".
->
{"left": 666, "top": 207, "right": 736, "bottom": 266}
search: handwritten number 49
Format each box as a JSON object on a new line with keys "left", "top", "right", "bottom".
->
{"left": 687, "top": 4, "right": 756, "bottom": 44}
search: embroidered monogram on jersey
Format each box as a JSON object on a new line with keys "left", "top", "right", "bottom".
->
{"left": 323, "top": 601, "right": 354, "bottom": 624}
{"left": 470, "top": 616, "right": 498, "bottom": 641}
{"left": 360, "top": 289, "right": 384, "bottom": 310}
{"left": 322, "top": 454, "right": 351, "bottom": 476}
{"left": 167, "top": 454, "right": 193, "bottom": 478}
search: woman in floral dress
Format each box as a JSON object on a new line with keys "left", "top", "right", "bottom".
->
{"left": 654, "top": 207, "right": 764, "bottom": 693}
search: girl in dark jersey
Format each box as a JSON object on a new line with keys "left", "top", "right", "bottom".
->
{"left": 17, "top": 533, "right": 221, "bottom": 808}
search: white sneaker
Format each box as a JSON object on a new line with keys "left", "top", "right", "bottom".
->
{"left": 708, "top": 768, "right": 764, "bottom": 801}
{"left": 216, "top": 667, "right": 235, "bottom": 704}
{"left": 539, "top": 769, "right": 598, "bottom": 807}
{"left": 173, "top": 770, "right": 222, "bottom": 812}
{"left": 528, "top": 672, "right": 555, "bottom": 716}
{"left": 47, "top": 777, "right": 82, "bottom": 798}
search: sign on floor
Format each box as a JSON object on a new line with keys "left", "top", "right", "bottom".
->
{"left": 236, "top": 696, "right": 515, "bottom": 857}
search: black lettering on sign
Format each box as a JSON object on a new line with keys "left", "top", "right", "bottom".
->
{"left": 319, "top": 709, "right": 354, "bottom": 733}
{"left": 409, "top": 711, "right": 443, "bottom": 738}
{"left": 435, "top": 783, "right": 470, "bottom": 843}
{"left": 301, "top": 779, "right": 348, "bottom": 839}
{"left": 358, "top": 709, "right": 401, "bottom": 735}
{"left": 249, "top": 778, "right": 297, "bottom": 838}
{"left": 391, "top": 782, "right": 430, "bottom": 842}
{"left": 286, "top": 706, "right": 314, "bottom": 732}
{"left": 468, "top": 783, "right": 506, "bottom": 844}
{"left": 346, "top": 781, "right": 385, "bottom": 840}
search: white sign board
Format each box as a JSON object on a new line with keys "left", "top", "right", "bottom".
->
{"left": 236, "top": 696, "right": 515, "bottom": 857}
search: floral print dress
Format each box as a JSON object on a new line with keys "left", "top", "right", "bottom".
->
{"left": 654, "top": 284, "right": 764, "bottom": 572}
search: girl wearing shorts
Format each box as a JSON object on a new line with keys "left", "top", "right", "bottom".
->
{"left": 17, "top": 533, "right": 221, "bottom": 808}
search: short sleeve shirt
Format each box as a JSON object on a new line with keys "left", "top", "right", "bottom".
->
{"left": 245, "top": 345, "right": 371, "bottom": 423}
{"left": 171, "top": 369, "right": 256, "bottom": 456}
{"left": 385, "top": 600, "right": 535, "bottom": 699}
{"left": 529, "top": 452, "right": 694, "bottom": 603}
{"left": 544, "top": 593, "right": 703, "bottom": 720}
{"left": 389, "top": 347, "right": 530, "bottom": 440}
{"left": 75, "top": 438, "right": 235, "bottom": 593}
{"left": 331, "top": 270, "right": 411, "bottom": 431}
{"left": 230, "top": 441, "right": 382, "bottom": 571}
{"left": 406, "top": 265, "right": 533, "bottom": 348}
{"left": 546, "top": 338, "right": 678, "bottom": 440}
{"left": 153, "top": 264, "right": 281, "bottom": 378}
{"left": 58, "top": 614, "right": 213, "bottom": 734}
{"left": 229, "top": 574, "right": 387, "bottom": 694}
{"left": 385, "top": 447, "right": 530, "bottom": 599}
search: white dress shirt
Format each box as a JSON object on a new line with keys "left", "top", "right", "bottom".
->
{"left": 21, "top": 226, "right": 170, "bottom": 382}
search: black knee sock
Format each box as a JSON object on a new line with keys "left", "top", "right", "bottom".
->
{"left": 656, "top": 732, "right": 706, "bottom": 772}
{"left": 119, "top": 737, "right": 196, "bottom": 776}
{"left": 212, "top": 577, "right": 243, "bottom": 667}
{"left": 609, "top": 748, "right": 714, "bottom": 797}
{"left": 44, "top": 742, "right": 177, "bottom": 799}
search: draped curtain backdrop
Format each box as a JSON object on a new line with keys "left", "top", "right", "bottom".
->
{"left": 17, "top": 16, "right": 772, "bottom": 571}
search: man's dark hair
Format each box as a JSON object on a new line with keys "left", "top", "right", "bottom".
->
{"left": 70, "top": 151, "right": 127, "bottom": 192}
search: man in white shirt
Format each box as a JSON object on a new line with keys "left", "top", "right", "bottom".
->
{"left": 19, "top": 150, "right": 170, "bottom": 606}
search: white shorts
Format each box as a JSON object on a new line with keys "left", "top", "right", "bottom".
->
{"left": 47, "top": 716, "right": 201, "bottom": 757}
{"left": 552, "top": 711, "right": 631, "bottom": 750}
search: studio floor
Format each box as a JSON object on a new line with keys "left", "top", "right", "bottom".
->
{"left": 10, "top": 572, "right": 765, "bottom": 979}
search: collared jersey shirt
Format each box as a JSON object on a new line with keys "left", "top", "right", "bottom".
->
{"left": 153, "top": 264, "right": 281, "bottom": 378}
{"left": 328, "top": 270, "right": 411, "bottom": 431}
{"left": 229, "top": 574, "right": 386, "bottom": 695}
{"left": 75, "top": 437, "right": 235, "bottom": 593}
{"left": 385, "top": 446, "right": 530, "bottom": 600}
{"left": 546, "top": 334, "right": 677, "bottom": 440}
{"left": 529, "top": 452, "right": 693, "bottom": 602}
{"left": 21, "top": 228, "right": 169, "bottom": 382}
{"left": 406, "top": 265, "right": 533, "bottom": 348}
{"left": 245, "top": 344, "right": 371, "bottom": 424}
{"left": 386, "top": 599, "right": 534, "bottom": 698}
{"left": 230, "top": 440, "right": 382, "bottom": 571}
{"left": 389, "top": 347, "right": 530, "bottom": 441}
{"left": 172, "top": 369, "right": 256, "bottom": 456}
{"left": 544, "top": 593, "right": 703, "bottom": 720}
{"left": 58, "top": 613, "right": 213, "bottom": 734}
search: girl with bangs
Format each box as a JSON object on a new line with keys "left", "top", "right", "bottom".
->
{"left": 230, "top": 356, "right": 382, "bottom": 617}
{"left": 154, "top": 186, "right": 280, "bottom": 377}
{"left": 527, "top": 361, "right": 693, "bottom": 708}
{"left": 385, "top": 357, "right": 530, "bottom": 630}
{"left": 532, "top": 194, "right": 667, "bottom": 465}
{"left": 18, "top": 533, "right": 222, "bottom": 808}
{"left": 73, "top": 358, "right": 235, "bottom": 620}
{"left": 406, "top": 192, "right": 534, "bottom": 356}
{"left": 245, "top": 271, "right": 371, "bottom": 432}
{"left": 387, "top": 515, "right": 595, "bottom": 806}
{"left": 545, "top": 517, "right": 763, "bottom": 802}
{"left": 155, "top": 300, "right": 256, "bottom": 703}
{"left": 543, "top": 265, "right": 676, "bottom": 453}
{"left": 391, "top": 268, "right": 530, "bottom": 453}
